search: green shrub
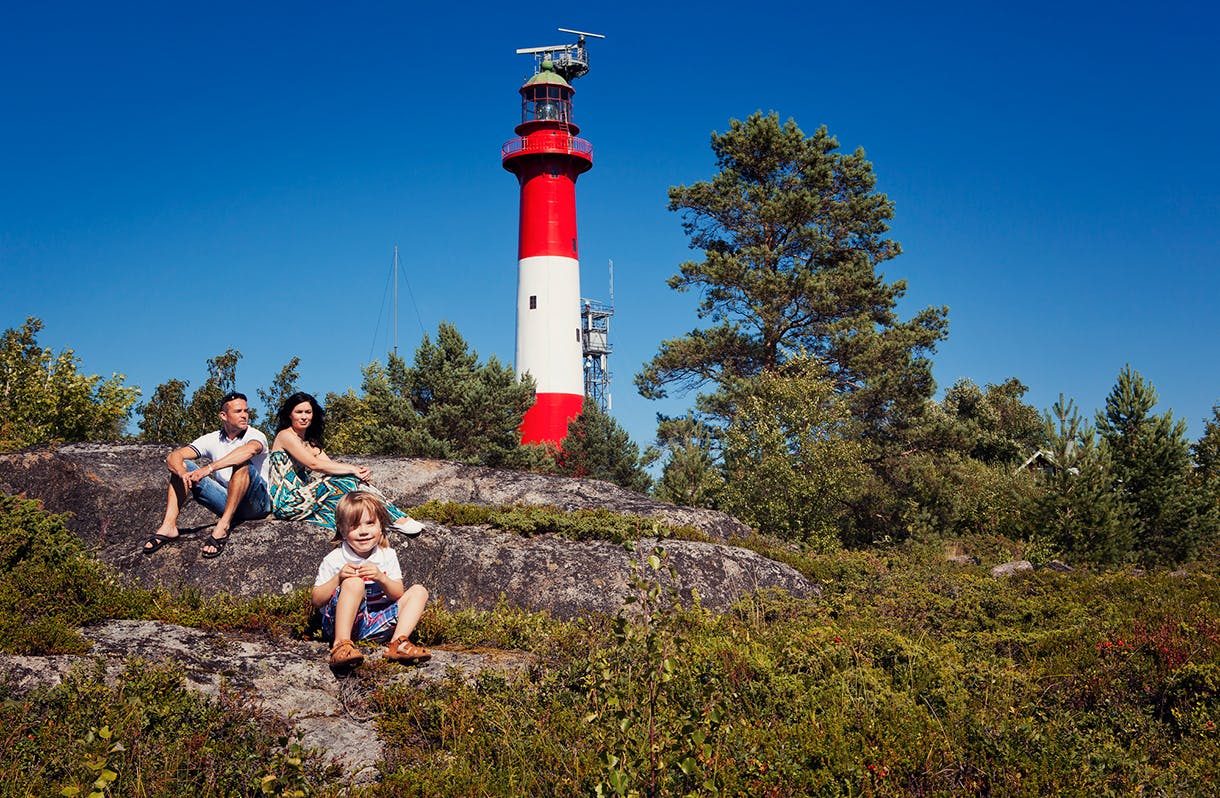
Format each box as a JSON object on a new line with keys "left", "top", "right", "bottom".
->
{"left": 0, "top": 660, "right": 333, "bottom": 797}
{"left": 145, "top": 586, "right": 313, "bottom": 638}
{"left": 409, "top": 500, "right": 710, "bottom": 545}
{"left": 0, "top": 494, "right": 316, "bottom": 652}
{"left": 0, "top": 494, "right": 131, "bottom": 653}
{"left": 898, "top": 452, "right": 1042, "bottom": 541}
{"left": 413, "top": 595, "right": 581, "bottom": 654}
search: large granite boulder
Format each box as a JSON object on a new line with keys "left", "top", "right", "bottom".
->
{"left": 0, "top": 444, "right": 816, "bottom": 617}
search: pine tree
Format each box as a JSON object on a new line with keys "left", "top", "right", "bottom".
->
{"left": 635, "top": 112, "right": 948, "bottom": 538}
{"left": 325, "top": 356, "right": 420, "bottom": 455}
{"left": 1192, "top": 405, "right": 1220, "bottom": 551}
{"left": 652, "top": 414, "right": 724, "bottom": 508}
{"left": 405, "top": 323, "right": 535, "bottom": 467}
{"left": 1031, "top": 395, "right": 1134, "bottom": 564}
{"left": 555, "top": 404, "right": 652, "bottom": 493}
{"left": 635, "top": 112, "right": 948, "bottom": 444}
{"left": 257, "top": 356, "right": 301, "bottom": 420}
{"left": 1095, "top": 366, "right": 1205, "bottom": 564}
{"left": 139, "top": 349, "right": 246, "bottom": 443}
{"left": 325, "top": 323, "right": 535, "bottom": 467}
{"left": 1193, "top": 404, "right": 1220, "bottom": 481}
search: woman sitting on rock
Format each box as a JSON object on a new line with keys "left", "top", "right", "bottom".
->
{"left": 268, "top": 392, "right": 424, "bottom": 536}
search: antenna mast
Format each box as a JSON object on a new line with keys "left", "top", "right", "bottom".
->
{"left": 515, "top": 27, "right": 605, "bottom": 81}
{"left": 392, "top": 245, "right": 399, "bottom": 357}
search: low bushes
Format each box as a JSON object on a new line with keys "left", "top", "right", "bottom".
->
{"left": 372, "top": 550, "right": 1220, "bottom": 795}
{"left": 0, "top": 660, "right": 333, "bottom": 797}
{"left": 0, "top": 494, "right": 134, "bottom": 654}
{"left": 1, "top": 495, "right": 1217, "bottom": 795}
{"left": 408, "top": 500, "right": 710, "bottom": 545}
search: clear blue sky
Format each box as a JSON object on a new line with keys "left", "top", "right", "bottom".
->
{"left": 3, "top": 1, "right": 1217, "bottom": 449}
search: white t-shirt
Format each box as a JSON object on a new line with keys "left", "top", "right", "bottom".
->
{"left": 190, "top": 427, "right": 270, "bottom": 485}
{"left": 314, "top": 542, "right": 403, "bottom": 598}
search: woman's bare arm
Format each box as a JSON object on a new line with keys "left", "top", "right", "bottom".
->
{"left": 273, "top": 431, "right": 369, "bottom": 479}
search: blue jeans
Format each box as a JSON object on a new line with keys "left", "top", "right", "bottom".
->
{"left": 185, "top": 460, "right": 271, "bottom": 521}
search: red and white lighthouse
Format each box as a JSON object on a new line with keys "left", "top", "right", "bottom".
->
{"left": 502, "top": 40, "right": 597, "bottom": 446}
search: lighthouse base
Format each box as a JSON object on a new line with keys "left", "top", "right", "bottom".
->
{"left": 521, "top": 392, "right": 584, "bottom": 447}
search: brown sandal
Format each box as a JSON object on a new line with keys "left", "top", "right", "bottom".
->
{"left": 385, "top": 636, "right": 431, "bottom": 663}
{"left": 329, "top": 639, "right": 364, "bottom": 667}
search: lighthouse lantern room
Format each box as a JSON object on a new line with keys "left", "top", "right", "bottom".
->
{"left": 502, "top": 30, "right": 603, "bottom": 446}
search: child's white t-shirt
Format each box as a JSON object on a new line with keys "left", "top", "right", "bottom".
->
{"left": 314, "top": 542, "right": 402, "bottom": 599}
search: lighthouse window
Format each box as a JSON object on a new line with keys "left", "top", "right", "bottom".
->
{"left": 521, "top": 85, "right": 572, "bottom": 124}
{"left": 529, "top": 295, "right": 537, "bottom": 310}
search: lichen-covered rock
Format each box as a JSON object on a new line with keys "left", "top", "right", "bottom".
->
{"left": 370, "top": 456, "right": 753, "bottom": 541}
{"left": 0, "top": 444, "right": 817, "bottom": 617}
{"left": 411, "top": 527, "right": 816, "bottom": 617}
{"left": 0, "top": 619, "right": 530, "bottom": 780}
{"left": 990, "top": 560, "right": 1034, "bottom": 577}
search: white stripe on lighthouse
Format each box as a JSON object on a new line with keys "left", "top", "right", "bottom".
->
{"left": 516, "top": 254, "right": 583, "bottom": 395}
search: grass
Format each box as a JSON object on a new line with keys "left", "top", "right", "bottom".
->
{"left": 1, "top": 493, "right": 1217, "bottom": 795}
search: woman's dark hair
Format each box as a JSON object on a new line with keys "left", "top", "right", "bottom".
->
{"left": 275, "top": 392, "right": 326, "bottom": 446}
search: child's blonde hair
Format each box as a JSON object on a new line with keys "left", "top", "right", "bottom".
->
{"left": 334, "top": 491, "right": 392, "bottom": 547}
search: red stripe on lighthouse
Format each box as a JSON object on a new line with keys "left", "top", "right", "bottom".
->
{"left": 521, "top": 392, "right": 585, "bottom": 445}
{"left": 516, "top": 158, "right": 582, "bottom": 260}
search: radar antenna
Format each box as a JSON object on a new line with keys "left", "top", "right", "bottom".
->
{"left": 515, "top": 27, "right": 606, "bottom": 82}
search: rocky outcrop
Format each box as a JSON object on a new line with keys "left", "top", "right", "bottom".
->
{"left": 0, "top": 619, "right": 532, "bottom": 780}
{"left": 0, "top": 443, "right": 751, "bottom": 541}
{"left": 0, "top": 444, "right": 816, "bottom": 617}
{"left": 990, "top": 560, "right": 1034, "bottom": 577}
{"left": 373, "top": 456, "right": 753, "bottom": 541}
{"left": 0, "top": 445, "right": 817, "bottom": 783}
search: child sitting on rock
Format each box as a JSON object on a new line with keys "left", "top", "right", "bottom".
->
{"left": 312, "top": 491, "right": 431, "bottom": 668}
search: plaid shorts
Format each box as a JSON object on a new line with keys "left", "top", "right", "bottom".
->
{"left": 319, "top": 584, "right": 399, "bottom": 643}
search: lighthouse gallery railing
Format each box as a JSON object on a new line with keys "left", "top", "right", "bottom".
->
{"left": 501, "top": 136, "right": 594, "bottom": 159}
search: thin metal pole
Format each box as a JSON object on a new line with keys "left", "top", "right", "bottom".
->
{"left": 392, "top": 244, "right": 399, "bottom": 357}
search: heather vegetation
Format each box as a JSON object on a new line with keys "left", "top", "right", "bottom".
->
{"left": 1, "top": 496, "right": 1217, "bottom": 795}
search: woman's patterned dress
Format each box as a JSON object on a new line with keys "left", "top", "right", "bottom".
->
{"left": 267, "top": 450, "right": 407, "bottom": 532}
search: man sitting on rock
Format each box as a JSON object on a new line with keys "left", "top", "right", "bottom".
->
{"left": 142, "top": 391, "right": 271, "bottom": 559}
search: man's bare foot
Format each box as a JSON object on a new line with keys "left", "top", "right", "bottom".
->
{"left": 200, "top": 522, "right": 231, "bottom": 558}
{"left": 201, "top": 530, "right": 230, "bottom": 559}
{"left": 142, "top": 525, "right": 182, "bottom": 554}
